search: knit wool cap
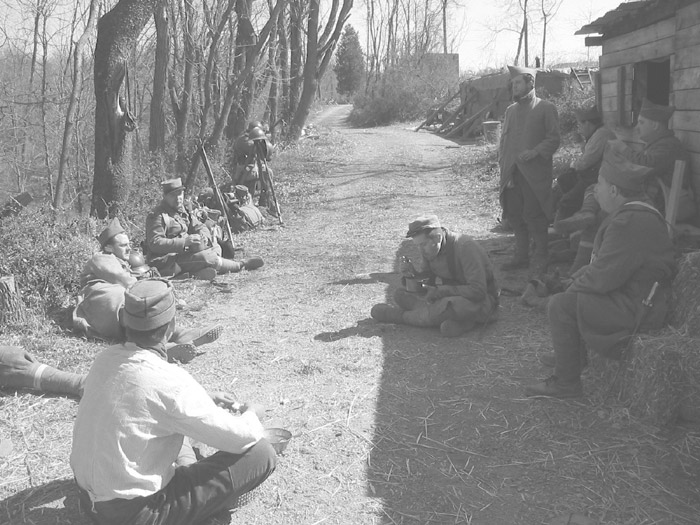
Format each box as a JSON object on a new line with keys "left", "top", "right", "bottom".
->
{"left": 406, "top": 215, "right": 441, "bottom": 238}
{"left": 599, "top": 141, "right": 653, "bottom": 192}
{"left": 161, "top": 178, "right": 185, "bottom": 195}
{"left": 97, "top": 217, "right": 126, "bottom": 248}
{"left": 639, "top": 98, "right": 675, "bottom": 123}
{"left": 507, "top": 65, "right": 538, "bottom": 79}
{"left": 575, "top": 105, "right": 601, "bottom": 122}
{"left": 123, "top": 279, "right": 176, "bottom": 331}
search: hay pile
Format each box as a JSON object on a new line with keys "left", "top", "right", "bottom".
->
{"left": 588, "top": 251, "right": 700, "bottom": 427}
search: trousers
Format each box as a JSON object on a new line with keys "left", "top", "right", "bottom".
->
{"left": 79, "top": 440, "right": 277, "bottom": 525}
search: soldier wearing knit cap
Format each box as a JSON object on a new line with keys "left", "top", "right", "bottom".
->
{"left": 611, "top": 98, "right": 695, "bottom": 221}
{"left": 499, "top": 64, "right": 561, "bottom": 276}
{"left": 371, "top": 215, "right": 499, "bottom": 337}
{"left": 526, "top": 142, "right": 676, "bottom": 398}
{"left": 71, "top": 279, "right": 276, "bottom": 524}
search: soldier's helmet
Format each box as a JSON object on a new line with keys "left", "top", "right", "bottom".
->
{"left": 247, "top": 121, "right": 264, "bottom": 132}
{"left": 129, "top": 252, "right": 150, "bottom": 276}
{"left": 248, "top": 127, "right": 266, "bottom": 141}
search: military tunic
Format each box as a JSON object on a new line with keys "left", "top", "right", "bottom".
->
{"left": 145, "top": 201, "right": 219, "bottom": 276}
{"left": 395, "top": 229, "right": 499, "bottom": 326}
{"left": 549, "top": 201, "right": 676, "bottom": 383}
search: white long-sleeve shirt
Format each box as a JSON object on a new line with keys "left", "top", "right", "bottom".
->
{"left": 70, "top": 343, "right": 264, "bottom": 502}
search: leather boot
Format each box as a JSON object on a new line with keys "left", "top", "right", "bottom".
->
{"left": 371, "top": 304, "right": 405, "bottom": 324}
{"left": 501, "top": 228, "right": 530, "bottom": 271}
{"left": 530, "top": 229, "right": 549, "bottom": 278}
{"left": 525, "top": 375, "right": 583, "bottom": 398}
{"left": 241, "top": 257, "right": 264, "bottom": 270}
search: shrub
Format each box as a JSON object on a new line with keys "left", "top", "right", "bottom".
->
{"left": 550, "top": 88, "right": 596, "bottom": 137}
{"left": 0, "top": 207, "right": 97, "bottom": 317}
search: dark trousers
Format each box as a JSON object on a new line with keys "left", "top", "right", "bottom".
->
{"left": 555, "top": 168, "right": 599, "bottom": 219}
{"left": 503, "top": 169, "right": 549, "bottom": 257}
{"left": 79, "top": 440, "right": 277, "bottom": 525}
{"left": 548, "top": 292, "right": 586, "bottom": 383}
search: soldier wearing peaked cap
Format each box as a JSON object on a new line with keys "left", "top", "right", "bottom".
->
{"left": 526, "top": 142, "right": 676, "bottom": 398}
{"left": 499, "top": 65, "right": 561, "bottom": 277}
{"left": 145, "top": 178, "right": 263, "bottom": 279}
{"left": 371, "top": 215, "right": 499, "bottom": 337}
{"left": 71, "top": 279, "right": 276, "bottom": 524}
{"left": 611, "top": 98, "right": 695, "bottom": 221}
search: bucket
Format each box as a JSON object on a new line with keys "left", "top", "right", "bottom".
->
{"left": 482, "top": 121, "right": 501, "bottom": 143}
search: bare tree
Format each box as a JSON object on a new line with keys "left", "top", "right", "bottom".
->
{"left": 54, "top": 0, "right": 98, "bottom": 208}
{"left": 149, "top": 0, "right": 168, "bottom": 153}
{"left": 539, "top": 0, "right": 564, "bottom": 68}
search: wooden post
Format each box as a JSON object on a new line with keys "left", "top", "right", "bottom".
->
{"left": 415, "top": 90, "right": 460, "bottom": 132}
{"left": 665, "top": 160, "right": 686, "bottom": 237}
{"left": 0, "top": 275, "right": 26, "bottom": 329}
{"left": 444, "top": 103, "right": 493, "bottom": 139}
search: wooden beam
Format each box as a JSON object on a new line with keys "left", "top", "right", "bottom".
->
{"left": 617, "top": 66, "right": 627, "bottom": 126}
{"left": 444, "top": 103, "right": 493, "bottom": 139}
{"left": 436, "top": 92, "right": 477, "bottom": 133}
{"left": 585, "top": 36, "right": 604, "bottom": 47}
{"left": 414, "top": 90, "right": 460, "bottom": 132}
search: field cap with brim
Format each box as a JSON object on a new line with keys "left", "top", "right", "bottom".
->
{"left": 406, "top": 215, "right": 441, "bottom": 238}
{"left": 161, "top": 178, "right": 185, "bottom": 195}
{"left": 575, "top": 105, "right": 601, "bottom": 122}
{"left": 507, "top": 65, "right": 538, "bottom": 79}
{"left": 98, "top": 217, "right": 125, "bottom": 248}
{"left": 639, "top": 98, "right": 675, "bottom": 123}
{"left": 599, "top": 141, "right": 653, "bottom": 192}
{"left": 123, "top": 279, "right": 176, "bottom": 331}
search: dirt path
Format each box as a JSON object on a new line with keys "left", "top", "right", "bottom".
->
{"left": 3, "top": 105, "right": 698, "bottom": 525}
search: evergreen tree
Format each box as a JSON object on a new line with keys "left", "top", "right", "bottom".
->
{"left": 334, "top": 25, "right": 365, "bottom": 97}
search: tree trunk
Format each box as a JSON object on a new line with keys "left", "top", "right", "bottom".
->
{"left": 278, "top": 4, "right": 290, "bottom": 123}
{"left": 55, "top": 0, "right": 98, "bottom": 209}
{"left": 288, "top": 0, "right": 303, "bottom": 122}
{"left": 225, "top": 0, "right": 256, "bottom": 141}
{"left": 149, "top": 0, "right": 169, "bottom": 152}
{"left": 0, "top": 276, "right": 27, "bottom": 329}
{"left": 523, "top": 0, "right": 529, "bottom": 67}
{"left": 267, "top": 3, "right": 280, "bottom": 142}
{"left": 92, "top": 0, "right": 156, "bottom": 219}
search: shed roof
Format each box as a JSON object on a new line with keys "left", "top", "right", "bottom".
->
{"left": 576, "top": 0, "right": 698, "bottom": 40}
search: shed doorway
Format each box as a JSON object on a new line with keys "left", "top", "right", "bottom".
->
{"left": 632, "top": 58, "right": 671, "bottom": 123}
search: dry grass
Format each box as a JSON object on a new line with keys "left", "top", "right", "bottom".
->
{"left": 2, "top": 109, "right": 700, "bottom": 524}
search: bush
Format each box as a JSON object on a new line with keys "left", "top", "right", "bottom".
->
{"left": 0, "top": 207, "right": 97, "bottom": 317}
{"left": 349, "top": 59, "right": 455, "bottom": 127}
{"left": 550, "top": 88, "right": 596, "bottom": 137}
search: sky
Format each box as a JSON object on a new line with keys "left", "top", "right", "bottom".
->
{"left": 346, "top": 0, "right": 630, "bottom": 73}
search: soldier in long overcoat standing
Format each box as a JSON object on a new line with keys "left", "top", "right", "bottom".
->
{"left": 499, "top": 65, "right": 560, "bottom": 276}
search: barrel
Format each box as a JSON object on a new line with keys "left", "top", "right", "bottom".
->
{"left": 482, "top": 120, "right": 501, "bottom": 144}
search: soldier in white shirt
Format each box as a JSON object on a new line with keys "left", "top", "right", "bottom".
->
{"left": 71, "top": 279, "right": 276, "bottom": 525}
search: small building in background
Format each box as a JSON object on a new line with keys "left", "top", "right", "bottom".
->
{"left": 576, "top": 0, "right": 700, "bottom": 209}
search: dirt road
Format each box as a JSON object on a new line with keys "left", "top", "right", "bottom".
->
{"left": 3, "top": 105, "right": 697, "bottom": 525}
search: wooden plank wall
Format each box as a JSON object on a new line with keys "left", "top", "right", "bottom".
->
{"left": 596, "top": 4, "right": 700, "bottom": 214}
{"left": 673, "top": 1, "right": 700, "bottom": 202}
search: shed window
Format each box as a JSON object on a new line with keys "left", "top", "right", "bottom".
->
{"left": 632, "top": 58, "right": 671, "bottom": 123}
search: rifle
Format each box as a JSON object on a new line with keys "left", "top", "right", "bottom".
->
{"left": 198, "top": 144, "right": 236, "bottom": 257}
{"left": 255, "top": 141, "right": 283, "bottom": 225}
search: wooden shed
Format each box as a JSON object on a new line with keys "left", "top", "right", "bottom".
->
{"left": 577, "top": 0, "right": 700, "bottom": 214}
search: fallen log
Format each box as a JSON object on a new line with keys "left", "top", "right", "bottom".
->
{"left": 0, "top": 275, "right": 26, "bottom": 330}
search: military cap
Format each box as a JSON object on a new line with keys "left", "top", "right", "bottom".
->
{"left": 97, "top": 217, "right": 125, "bottom": 248}
{"left": 639, "top": 98, "right": 675, "bottom": 123}
{"left": 161, "top": 178, "right": 185, "bottom": 195}
{"left": 406, "top": 215, "right": 441, "bottom": 238}
{"left": 123, "top": 279, "right": 176, "bottom": 331}
{"left": 507, "top": 65, "right": 538, "bottom": 79}
{"left": 599, "top": 140, "right": 653, "bottom": 192}
{"left": 574, "top": 105, "right": 601, "bottom": 122}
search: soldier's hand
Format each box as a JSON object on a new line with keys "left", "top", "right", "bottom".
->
{"left": 399, "top": 259, "right": 416, "bottom": 276}
{"left": 210, "top": 391, "right": 239, "bottom": 409}
{"left": 425, "top": 285, "right": 444, "bottom": 303}
{"left": 239, "top": 402, "right": 265, "bottom": 420}
{"left": 518, "top": 149, "right": 538, "bottom": 162}
{"left": 185, "top": 234, "right": 202, "bottom": 249}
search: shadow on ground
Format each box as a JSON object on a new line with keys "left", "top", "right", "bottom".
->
{"left": 0, "top": 478, "right": 91, "bottom": 525}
